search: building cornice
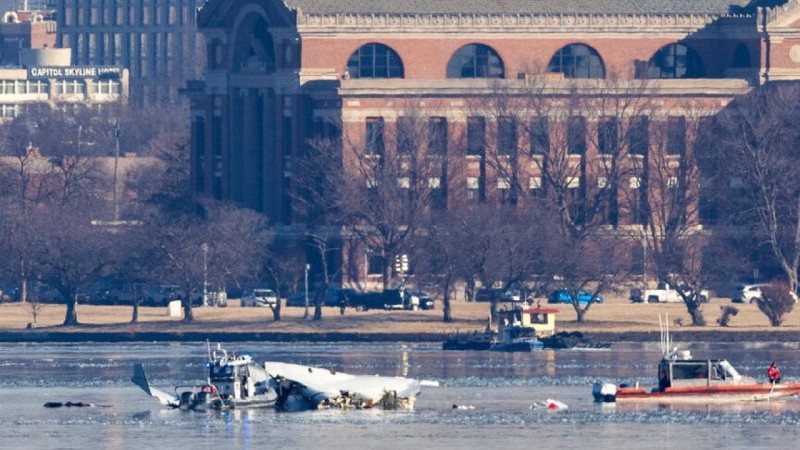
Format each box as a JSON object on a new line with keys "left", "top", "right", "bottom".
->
{"left": 762, "top": 0, "right": 800, "bottom": 27}
{"left": 323, "top": 78, "right": 753, "bottom": 100}
{"left": 296, "top": 12, "right": 754, "bottom": 35}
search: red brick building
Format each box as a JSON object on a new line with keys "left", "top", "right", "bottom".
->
{"left": 0, "top": 2, "right": 56, "bottom": 66}
{"left": 187, "top": 0, "right": 800, "bottom": 284}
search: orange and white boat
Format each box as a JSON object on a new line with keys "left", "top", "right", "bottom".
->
{"left": 593, "top": 315, "right": 800, "bottom": 404}
{"left": 593, "top": 353, "right": 800, "bottom": 404}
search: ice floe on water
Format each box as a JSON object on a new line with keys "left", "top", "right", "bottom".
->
{"left": 1, "top": 340, "right": 800, "bottom": 450}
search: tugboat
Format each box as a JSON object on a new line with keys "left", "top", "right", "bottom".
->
{"left": 444, "top": 306, "right": 559, "bottom": 352}
{"left": 132, "top": 344, "right": 277, "bottom": 411}
{"left": 593, "top": 316, "right": 800, "bottom": 403}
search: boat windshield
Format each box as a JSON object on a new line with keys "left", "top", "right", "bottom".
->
{"left": 671, "top": 361, "right": 708, "bottom": 380}
{"left": 504, "top": 327, "right": 536, "bottom": 339}
{"left": 668, "top": 360, "right": 742, "bottom": 382}
{"left": 715, "top": 360, "right": 742, "bottom": 380}
{"left": 209, "top": 364, "right": 236, "bottom": 381}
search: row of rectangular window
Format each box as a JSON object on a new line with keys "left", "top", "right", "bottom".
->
{"left": 0, "top": 103, "right": 49, "bottom": 119}
{"left": 0, "top": 79, "right": 121, "bottom": 95}
{"left": 366, "top": 115, "right": 688, "bottom": 157}
{"left": 384, "top": 175, "right": 677, "bottom": 190}
{"left": 61, "top": 4, "right": 192, "bottom": 27}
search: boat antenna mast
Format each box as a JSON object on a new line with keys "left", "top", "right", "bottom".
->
{"left": 659, "top": 313, "right": 671, "bottom": 357}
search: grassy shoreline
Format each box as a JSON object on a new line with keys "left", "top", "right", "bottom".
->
{"left": 2, "top": 295, "right": 799, "bottom": 343}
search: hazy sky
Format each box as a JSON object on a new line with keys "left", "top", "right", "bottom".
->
{"left": 1, "top": 1, "right": 20, "bottom": 14}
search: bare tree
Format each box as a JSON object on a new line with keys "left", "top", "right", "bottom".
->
{"left": 264, "top": 244, "right": 307, "bottom": 319}
{"left": 482, "top": 204, "right": 555, "bottom": 319}
{"left": 466, "top": 74, "right": 655, "bottom": 234}
{"left": 300, "top": 103, "right": 454, "bottom": 289}
{"left": 204, "top": 200, "right": 273, "bottom": 292}
{"left": 148, "top": 200, "right": 272, "bottom": 322}
{"left": 458, "top": 75, "right": 650, "bottom": 321}
{"left": 414, "top": 207, "right": 495, "bottom": 323}
{"left": 303, "top": 233, "right": 344, "bottom": 320}
{"left": 633, "top": 107, "right": 715, "bottom": 325}
{"left": 25, "top": 298, "right": 47, "bottom": 328}
{"left": 344, "top": 108, "right": 449, "bottom": 289}
{"left": 25, "top": 202, "right": 115, "bottom": 326}
{"left": 292, "top": 122, "right": 346, "bottom": 322}
{"left": 757, "top": 283, "right": 796, "bottom": 327}
{"left": 106, "top": 220, "right": 159, "bottom": 323}
{"left": 413, "top": 214, "right": 458, "bottom": 322}
{"left": 0, "top": 105, "right": 140, "bottom": 303}
{"left": 699, "top": 84, "right": 800, "bottom": 294}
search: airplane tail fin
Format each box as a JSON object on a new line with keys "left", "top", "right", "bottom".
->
{"left": 131, "top": 363, "right": 179, "bottom": 407}
{"left": 131, "top": 363, "right": 153, "bottom": 396}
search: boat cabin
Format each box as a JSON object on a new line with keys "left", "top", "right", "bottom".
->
{"left": 207, "top": 355, "right": 257, "bottom": 400}
{"left": 657, "top": 358, "right": 743, "bottom": 391}
{"left": 497, "top": 307, "right": 559, "bottom": 337}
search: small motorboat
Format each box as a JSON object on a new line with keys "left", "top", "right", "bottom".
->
{"left": 132, "top": 344, "right": 277, "bottom": 411}
{"left": 593, "top": 351, "right": 800, "bottom": 404}
{"left": 593, "top": 316, "right": 800, "bottom": 404}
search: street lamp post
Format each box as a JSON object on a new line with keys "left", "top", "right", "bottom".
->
{"left": 202, "top": 243, "right": 208, "bottom": 306}
{"left": 113, "top": 120, "right": 121, "bottom": 222}
{"left": 304, "top": 264, "right": 310, "bottom": 318}
{"left": 642, "top": 235, "right": 647, "bottom": 289}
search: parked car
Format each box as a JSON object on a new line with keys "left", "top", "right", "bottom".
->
{"left": 383, "top": 289, "right": 435, "bottom": 311}
{"left": 641, "top": 281, "right": 708, "bottom": 303}
{"left": 339, "top": 289, "right": 433, "bottom": 312}
{"left": 84, "top": 277, "right": 131, "bottom": 305}
{"left": 339, "top": 291, "right": 385, "bottom": 311}
{"left": 501, "top": 289, "right": 525, "bottom": 303}
{"left": 142, "top": 284, "right": 185, "bottom": 307}
{"left": 548, "top": 289, "right": 603, "bottom": 304}
{"left": 475, "top": 287, "right": 529, "bottom": 303}
{"left": 407, "top": 290, "right": 435, "bottom": 310}
{"left": 3, "top": 281, "right": 64, "bottom": 304}
{"left": 241, "top": 288, "right": 278, "bottom": 307}
{"left": 475, "top": 288, "right": 504, "bottom": 302}
{"left": 731, "top": 284, "right": 766, "bottom": 304}
{"left": 286, "top": 287, "right": 354, "bottom": 307}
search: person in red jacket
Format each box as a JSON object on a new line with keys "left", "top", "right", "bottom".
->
{"left": 768, "top": 361, "right": 781, "bottom": 384}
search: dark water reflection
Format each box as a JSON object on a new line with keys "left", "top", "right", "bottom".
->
{"left": 1, "top": 341, "right": 799, "bottom": 449}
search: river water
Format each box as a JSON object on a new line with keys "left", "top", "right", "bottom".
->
{"left": 0, "top": 340, "right": 799, "bottom": 449}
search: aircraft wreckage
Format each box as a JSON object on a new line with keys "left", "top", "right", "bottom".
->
{"left": 132, "top": 344, "right": 437, "bottom": 412}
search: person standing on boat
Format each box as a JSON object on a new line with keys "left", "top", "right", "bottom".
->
{"left": 768, "top": 361, "right": 781, "bottom": 383}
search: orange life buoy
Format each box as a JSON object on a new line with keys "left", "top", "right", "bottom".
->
{"left": 201, "top": 384, "right": 217, "bottom": 394}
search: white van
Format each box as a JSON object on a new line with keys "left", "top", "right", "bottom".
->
{"left": 241, "top": 288, "right": 278, "bottom": 307}
{"left": 732, "top": 284, "right": 768, "bottom": 304}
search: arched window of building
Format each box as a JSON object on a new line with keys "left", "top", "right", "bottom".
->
{"left": 446, "top": 44, "right": 504, "bottom": 78}
{"left": 346, "top": 43, "right": 404, "bottom": 79}
{"left": 232, "top": 13, "right": 275, "bottom": 73}
{"left": 647, "top": 43, "right": 704, "bottom": 79}
{"left": 732, "top": 43, "right": 752, "bottom": 69}
{"left": 548, "top": 44, "right": 605, "bottom": 79}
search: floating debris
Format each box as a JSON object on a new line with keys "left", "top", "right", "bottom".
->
{"left": 44, "top": 402, "right": 96, "bottom": 408}
{"left": 530, "top": 399, "right": 568, "bottom": 410}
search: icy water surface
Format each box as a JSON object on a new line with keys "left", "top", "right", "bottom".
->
{"left": 0, "top": 341, "right": 799, "bottom": 449}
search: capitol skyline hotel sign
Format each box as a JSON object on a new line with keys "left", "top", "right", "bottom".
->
{"left": 27, "top": 66, "right": 123, "bottom": 80}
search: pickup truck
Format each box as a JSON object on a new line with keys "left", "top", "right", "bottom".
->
{"left": 631, "top": 282, "right": 709, "bottom": 303}
{"left": 342, "top": 289, "right": 434, "bottom": 311}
